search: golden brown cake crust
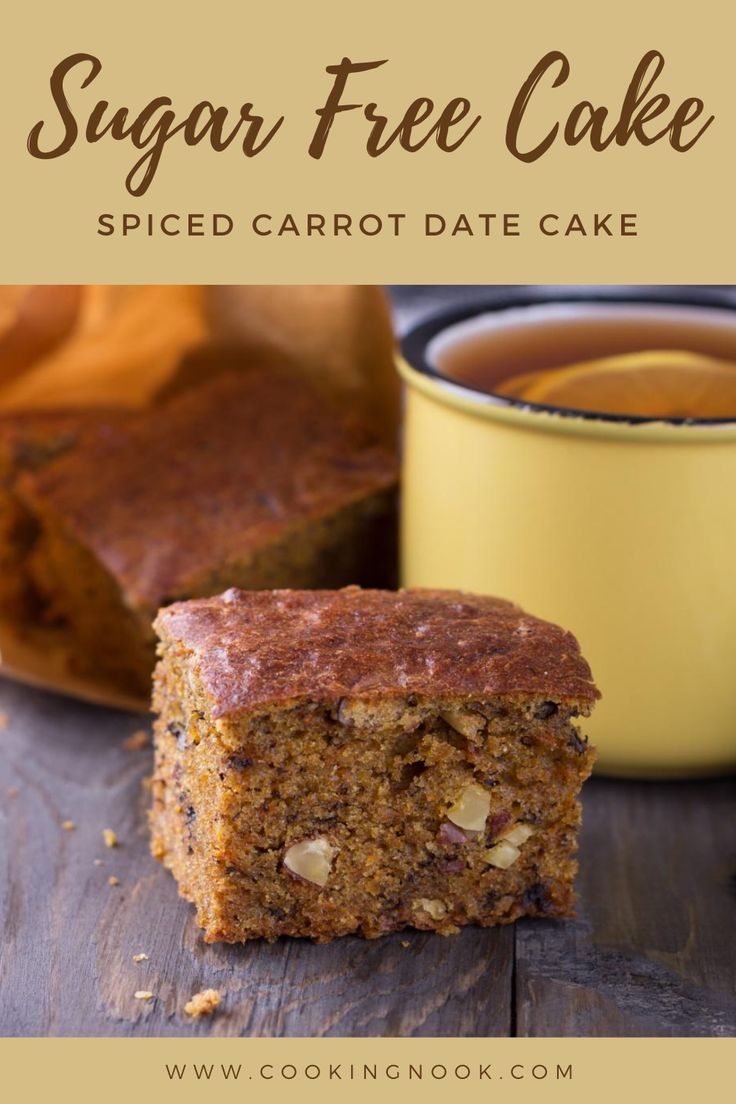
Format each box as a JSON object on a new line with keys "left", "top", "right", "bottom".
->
{"left": 155, "top": 586, "right": 600, "bottom": 719}
{"left": 21, "top": 371, "right": 397, "bottom": 610}
{"left": 0, "top": 409, "right": 122, "bottom": 480}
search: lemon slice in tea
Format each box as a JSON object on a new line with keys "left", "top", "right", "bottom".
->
{"left": 496, "top": 349, "right": 736, "bottom": 419}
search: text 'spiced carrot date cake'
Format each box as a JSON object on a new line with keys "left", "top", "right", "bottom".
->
{"left": 150, "top": 586, "right": 598, "bottom": 943}
{"left": 19, "top": 371, "right": 398, "bottom": 695}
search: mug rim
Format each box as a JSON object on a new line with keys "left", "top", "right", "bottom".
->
{"left": 399, "top": 289, "right": 736, "bottom": 438}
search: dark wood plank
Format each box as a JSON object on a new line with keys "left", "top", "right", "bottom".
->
{"left": 515, "top": 777, "right": 736, "bottom": 1036}
{"left": 0, "top": 678, "right": 513, "bottom": 1037}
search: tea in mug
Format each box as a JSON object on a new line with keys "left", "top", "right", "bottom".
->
{"left": 438, "top": 305, "right": 736, "bottom": 419}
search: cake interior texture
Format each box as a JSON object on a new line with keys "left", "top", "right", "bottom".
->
{"left": 17, "top": 369, "right": 397, "bottom": 695}
{"left": 151, "top": 587, "right": 598, "bottom": 943}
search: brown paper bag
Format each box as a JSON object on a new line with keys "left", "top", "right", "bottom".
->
{"left": 0, "top": 284, "right": 399, "bottom": 443}
{"left": 0, "top": 286, "right": 209, "bottom": 410}
{"left": 206, "top": 286, "right": 399, "bottom": 444}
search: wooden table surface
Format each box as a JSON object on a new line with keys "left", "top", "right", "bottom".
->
{"left": 1, "top": 676, "right": 734, "bottom": 1038}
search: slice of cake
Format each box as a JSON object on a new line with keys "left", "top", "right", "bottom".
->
{"left": 150, "top": 586, "right": 598, "bottom": 943}
{"left": 19, "top": 371, "right": 397, "bottom": 697}
{"left": 0, "top": 410, "right": 125, "bottom": 618}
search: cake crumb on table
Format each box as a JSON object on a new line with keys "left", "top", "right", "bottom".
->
{"left": 108, "top": 875, "right": 120, "bottom": 886}
{"left": 93, "top": 858, "right": 103, "bottom": 866}
{"left": 400, "top": 940, "right": 410, "bottom": 948}
{"left": 102, "top": 828, "right": 118, "bottom": 848}
{"left": 184, "top": 989, "right": 222, "bottom": 1019}
{"left": 132, "top": 953, "right": 149, "bottom": 963}
{"left": 134, "top": 990, "right": 154, "bottom": 1002}
{"left": 122, "top": 729, "right": 149, "bottom": 751}
{"left": 61, "top": 819, "right": 76, "bottom": 831}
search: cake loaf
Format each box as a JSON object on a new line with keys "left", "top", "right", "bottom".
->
{"left": 0, "top": 410, "right": 125, "bottom": 619}
{"left": 20, "top": 371, "right": 397, "bottom": 695}
{"left": 151, "top": 586, "right": 598, "bottom": 943}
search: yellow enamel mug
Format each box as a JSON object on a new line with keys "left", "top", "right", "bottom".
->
{"left": 398, "top": 295, "right": 736, "bottom": 776}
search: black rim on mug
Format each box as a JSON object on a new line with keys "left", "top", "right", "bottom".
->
{"left": 400, "top": 288, "right": 736, "bottom": 427}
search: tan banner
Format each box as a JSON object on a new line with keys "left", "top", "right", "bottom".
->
{"left": 1, "top": 1038, "right": 734, "bottom": 1103}
{"left": 0, "top": 0, "right": 734, "bottom": 282}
